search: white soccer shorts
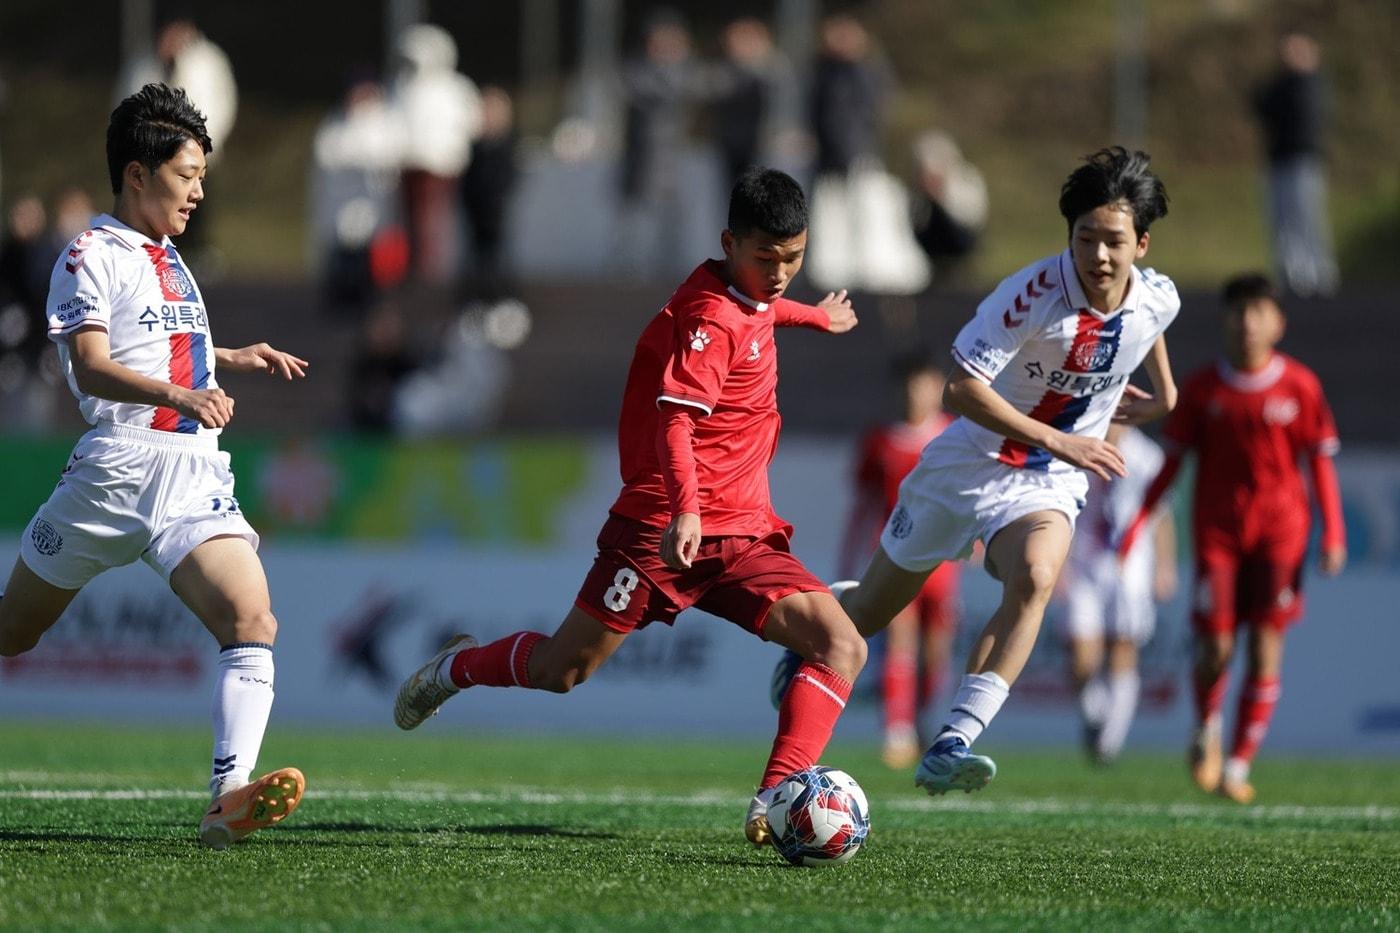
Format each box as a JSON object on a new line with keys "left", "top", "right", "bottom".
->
{"left": 1060, "top": 550, "right": 1156, "bottom": 644}
{"left": 19, "top": 422, "right": 259, "bottom": 589}
{"left": 879, "top": 433, "right": 1087, "bottom": 574}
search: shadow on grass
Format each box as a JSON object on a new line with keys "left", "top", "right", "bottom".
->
{"left": 280, "top": 821, "right": 622, "bottom": 840}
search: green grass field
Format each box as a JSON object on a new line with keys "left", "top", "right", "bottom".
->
{"left": 1, "top": 722, "right": 1396, "bottom": 931}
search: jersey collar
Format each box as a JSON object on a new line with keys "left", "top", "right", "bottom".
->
{"left": 698, "top": 259, "right": 771, "bottom": 313}
{"left": 1218, "top": 355, "right": 1285, "bottom": 392}
{"left": 92, "top": 213, "right": 172, "bottom": 252}
{"left": 1058, "top": 249, "right": 1144, "bottom": 321}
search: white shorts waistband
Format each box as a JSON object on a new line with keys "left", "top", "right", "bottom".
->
{"left": 90, "top": 420, "right": 221, "bottom": 451}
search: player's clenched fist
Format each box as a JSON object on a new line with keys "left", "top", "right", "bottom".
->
{"left": 1048, "top": 433, "right": 1126, "bottom": 481}
{"left": 660, "top": 512, "right": 702, "bottom": 569}
{"left": 176, "top": 387, "right": 236, "bottom": 428}
{"left": 817, "top": 289, "right": 857, "bottom": 333}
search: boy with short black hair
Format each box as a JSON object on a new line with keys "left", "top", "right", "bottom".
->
{"left": 396, "top": 168, "right": 865, "bottom": 847}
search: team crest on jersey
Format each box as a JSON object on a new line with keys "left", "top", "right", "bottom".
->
{"left": 30, "top": 518, "right": 63, "bottom": 556}
{"left": 748, "top": 340, "right": 760, "bottom": 361}
{"left": 1263, "top": 397, "right": 1300, "bottom": 426}
{"left": 888, "top": 505, "right": 913, "bottom": 540}
{"left": 1070, "top": 340, "right": 1116, "bottom": 372}
{"left": 690, "top": 328, "right": 711, "bottom": 352}
{"left": 144, "top": 244, "right": 198, "bottom": 301}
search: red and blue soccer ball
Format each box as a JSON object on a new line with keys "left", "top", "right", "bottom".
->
{"left": 767, "top": 766, "right": 870, "bottom": 867}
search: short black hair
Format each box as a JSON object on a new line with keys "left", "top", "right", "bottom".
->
{"left": 1222, "top": 272, "right": 1282, "bottom": 313}
{"left": 728, "top": 168, "right": 807, "bottom": 240}
{"left": 106, "top": 83, "right": 213, "bottom": 195}
{"left": 890, "top": 350, "right": 941, "bottom": 383}
{"left": 1058, "top": 146, "right": 1168, "bottom": 239}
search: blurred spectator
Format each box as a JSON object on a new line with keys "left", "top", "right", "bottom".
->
{"left": 349, "top": 302, "right": 420, "bottom": 432}
{"left": 391, "top": 23, "right": 482, "bottom": 287}
{"left": 0, "top": 195, "right": 60, "bottom": 428}
{"left": 310, "top": 74, "right": 409, "bottom": 313}
{"left": 711, "top": 18, "right": 782, "bottom": 191}
{"left": 461, "top": 86, "right": 518, "bottom": 303}
{"left": 805, "top": 15, "right": 927, "bottom": 295}
{"left": 47, "top": 187, "right": 96, "bottom": 256}
{"left": 909, "top": 131, "right": 988, "bottom": 283}
{"left": 810, "top": 15, "right": 890, "bottom": 178}
{"left": 618, "top": 10, "right": 703, "bottom": 275}
{"left": 1253, "top": 29, "right": 1337, "bottom": 297}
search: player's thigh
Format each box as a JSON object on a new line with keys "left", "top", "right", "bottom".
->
{"left": 531, "top": 606, "right": 631, "bottom": 691}
{"left": 170, "top": 534, "right": 275, "bottom": 646}
{"left": 985, "top": 510, "right": 1073, "bottom": 604}
{"left": 1067, "top": 636, "right": 1105, "bottom": 682}
{"left": 763, "top": 589, "right": 866, "bottom": 680}
{"left": 0, "top": 557, "right": 81, "bottom": 654}
{"left": 845, "top": 546, "right": 933, "bottom": 639}
{"left": 1191, "top": 545, "right": 1241, "bottom": 639}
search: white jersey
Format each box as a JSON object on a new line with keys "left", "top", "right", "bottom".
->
{"left": 46, "top": 213, "right": 220, "bottom": 435}
{"left": 948, "top": 250, "right": 1179, "bottom": 474}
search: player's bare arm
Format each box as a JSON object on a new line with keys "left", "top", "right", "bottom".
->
{"left": 215, "top": 343, "right": 309, "bottom": 379}
{"left": 1113, "top": 336, "right": 1177, "bottom": 425}
{"left": 943, "top": 365, "right": 1126, "bottom": 481}
{"left": 69, "top": 326, "right": 235, "bottom": 428}
{"left": 817, "top": 289, "right": 857, "bottom": 333}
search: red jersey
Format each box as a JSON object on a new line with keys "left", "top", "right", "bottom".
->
{"left": 1165, "top": 354, "right": 1339, "bottom": 538}
{"left": 609, "top": 261, "right": 825, "bottom": 536}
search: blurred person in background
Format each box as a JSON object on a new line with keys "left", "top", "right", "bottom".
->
{"left": 348, "top": 301, "right": 419, "bottom": 432}
{"left": 310, "top": 73, "right": 409, "bottom": 314}
{"left": 618, "top": 10, "right": 704, "bottom": 276}
{"left": 1253, "top": 29, "right": 1337, "bottom": 297}
{"left": 0, "top": 195, "right": 60, "bottom": 428}
{"left": 1059, "top": 423, "right": 1175, "bottom": 766}
{"left": 1117, "top": 273, "right": 1345, "bottom": 803}
{"left": 391, "top": 23, "right": 482, "bottom": 287}
{"left": 0, "top": 84, "right": 309, "bottom": 847}
{"left": 836, "top": 355, "right": 961, "bottom": 769}
{"left": 804, "top": 15, "right": 926, "bottom": 294}
{"left": 710, "top": 17, "right": 782, "bottom": 192}
{"left": 910, "top": 130, "right": 987, "bottom": 285}
{"left": 460, "top": 86, "right": 518, "bottom": 304}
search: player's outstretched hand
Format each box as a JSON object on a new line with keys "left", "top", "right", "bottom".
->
{"left": 1112, "top": 384, "right": 1167, "bottom": 425}
{"left": 222, "top": 343, "right": 309, "bottom": 379}
{"left": 817, "top": 289, "right": 857, "bottom": 334}
{"left": 1048, "top": 433, "right": 1126, "bottom": 482}
{"left": 176, "top": 387, "right": 236, "bottom": 429}
{"left": 1320, "top": 546, "right": 1347, "bottom": 576}
{"left": 660, "top": 512, "right": 702, "bottom": 570}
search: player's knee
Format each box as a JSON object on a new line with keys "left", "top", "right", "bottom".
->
{"left": 810, "top": 623, "right": 867, "bottom": 681}
{"left": 533, "top": 656, "right": 593, "bottom": 693}
{"left": 233, "top": 609, "right": 277, "bottom": 645}
{"left": 1005, "top": 560, "right": 1059, "bottom": 605}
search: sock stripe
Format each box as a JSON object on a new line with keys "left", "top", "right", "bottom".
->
{"left": 508, "top": 633, "right": 528, "bottom": 688}
{"left": 220, "top": 641, "right": 273, "bottom": 653}
{"left": 793, "top": 672, "right": 848, "bottom": 710}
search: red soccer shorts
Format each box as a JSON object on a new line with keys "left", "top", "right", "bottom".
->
{"left": 908, "top": 561, "right": 960, "bottom": 633}
{"left": 574, "top": 514, "right": 829, "bottom": 637}
{"left": 1191, "top": 526, "right": 1308, "bottom": 636}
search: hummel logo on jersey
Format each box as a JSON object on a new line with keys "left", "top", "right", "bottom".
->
{"left": 748, "top": 340, "right": 760, "bottom": 361}
{"left": 689, "top": 328, "right": 711, "bottom": 352}
{"left": 1263, "top": 396, "right": 1300, "bottom": 426}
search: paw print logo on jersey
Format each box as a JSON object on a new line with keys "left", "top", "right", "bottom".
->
{"left": 1263, "top": 397, "right": 1300, "bottom": 427}
{"left": 888, "top": 505, "right": 914, "bottom": 540}
{"left": 748, "top": 340, "right": 760, "bottom": 361}
{"left": 690, "top": 328, "right": 712, "bottom": 352}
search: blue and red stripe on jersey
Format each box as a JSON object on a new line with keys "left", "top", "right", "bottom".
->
{"left": 998, "top": 310, "right": 1124, "bottom": 470}
{"left": 142, "top": 243, "right": 199, "bottom": 302}
{"left": 150, "top": 332, "right": 210, "bottom": 433}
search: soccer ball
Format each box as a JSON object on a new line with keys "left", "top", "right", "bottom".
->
{"left": 767, "top": 766, "right": 870, "bottom": 867}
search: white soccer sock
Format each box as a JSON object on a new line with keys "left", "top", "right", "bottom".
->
{"left": 1223, "top": 756, "right": 1251, "bottom": 785}
{"left": 210, "top": 643, "right": 275, "bottom": 798}
{"left": 1079, "top": 674, "right": 1110, "bottom": 728}
{"left": 1098, "top": 670, "right": 1141, "bottom": 760}
{"left": 938, "top": 671, "right": 1011, "bottom": 747}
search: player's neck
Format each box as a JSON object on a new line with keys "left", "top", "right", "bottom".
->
{"left": 1227, "top": 349, "right": 1276, "bottom": 373}
{"left": 111, "top": 200, "right": 162, "bottom": 244}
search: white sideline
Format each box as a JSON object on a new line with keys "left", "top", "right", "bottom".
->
{"left": 0, "top": 778, "right": 1395, "bottom": 823}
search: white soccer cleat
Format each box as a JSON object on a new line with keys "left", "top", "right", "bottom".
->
{"left": 393, "top": 634, "right": 476, "bottom": 730}
{"left": 744, "top": 786, "right": 778, "bottom": 847}
{"left": 914, "top": 736, "right": 997, "bottom": 795}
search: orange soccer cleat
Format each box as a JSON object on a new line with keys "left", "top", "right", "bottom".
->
{"left": 1218, "top": 777, "right": 1257, "bottom": 805}
{"left": 198, "top": 766, "right": 305, "bottom": 849}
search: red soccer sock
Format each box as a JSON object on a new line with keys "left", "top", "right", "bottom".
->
{"left": 918, "top": 665, "right": 943, "bottom": 713}
{"left": 449, "top": 632, "right": 544, "bottom": 689}
{"left": 759, "top": 662, "right": 852, "bottom": 789}
{"left": 882, "top": 651, "right": 917, "bottom": 735}
{"left": 1194, "top": 668, "right": 1228, "bottom": 728}
{"left": 1229, "top": 676, "right": 1282, "bottom": 765}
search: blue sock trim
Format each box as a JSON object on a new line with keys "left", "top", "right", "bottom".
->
{"left": 219, "top": 641, "right": 273, "bottom": 652}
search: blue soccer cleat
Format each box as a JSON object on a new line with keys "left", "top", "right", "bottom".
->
{"left": 769, "top": 648, "right": 803, "bottom": 710}
{"left": 914, "top": 736, "right": 997, "bottom": 795}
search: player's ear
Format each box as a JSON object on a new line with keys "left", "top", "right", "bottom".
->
{"left": 1135, "top": 231, "right": 1150, "bottom": 259}
{"left": 720, "top": 229, "right": 735, "bottom": 259}
{"left": 124, "top": 161, "right": 146, "bottom": 194}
